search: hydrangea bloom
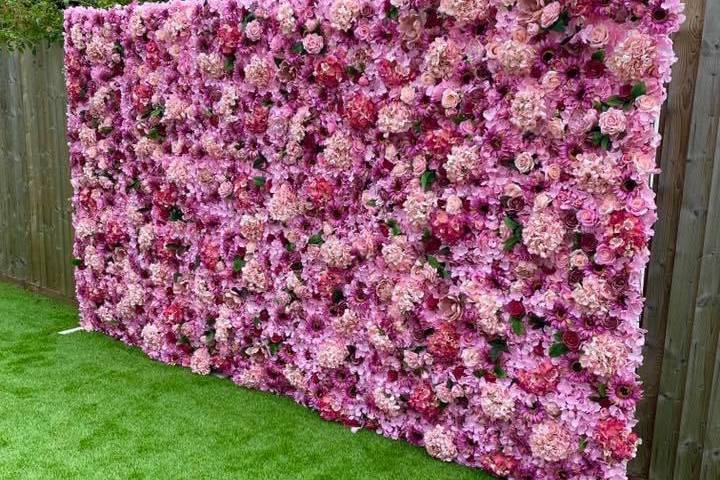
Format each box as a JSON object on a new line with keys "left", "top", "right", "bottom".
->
{"left": 65, "top": 0, "right": 684, "bottom": 478}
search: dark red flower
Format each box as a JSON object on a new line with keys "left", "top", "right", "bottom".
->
{"left": 506, "top": 300, "right": 526, "bottom": 317}
{"left": 314, "top": 55, "right": 345, "bottom": 87}
{"left": 217, "top": 24, "right": 241, "bottom": 54}
{"left": 244, "top": 105, "right": 269, "bottom": 133}
{"left": 580, "top": 233, "right": 598, "bottom": 253}
{"left": 344, "top": 93, "right": 377, "bottom": 130}
{"left": 430, "top": 211, "right": 467, "bottom": 244}
{"left": 427, "top": 323, "right": 459, "bottom": 361}
{"left": 408, "top": 382, "right": 439, "bottom": 418}
{"left": 562, "top": 330, "right": 581, "bottom": 351}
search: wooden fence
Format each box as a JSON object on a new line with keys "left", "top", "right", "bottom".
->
{"left": 1, "top": 4, "right": 720, "bottom": 476}
{"left": 0, "top": 44, "right": 74, "bottom": 303}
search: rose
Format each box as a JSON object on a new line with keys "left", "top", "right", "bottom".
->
{"left": 245, "top": 20, "right": 263, "bottom": 42}
{"left": 541, "top": 70, "right": 562, "bottom": 90}
{"left": 576, "top": 208, "right": 598, "bottom": 227}
{"left": 569, "top": 250, "right": 589, "bottom": 268}
{"left": 635, "top": 94, "right": 660, "bottom": 113}
{"left": 562, "top": 330, "right": 581, "bottom": 350}
{"left": 514, "top": 152, "right": 535, "bottom": 173}
{"left": 594, "top": 244, "right": 616, "bottom": 265}
{"left": 540, "top": 2, "right": 562, "bottom": 29}
{"left": 581, "top": 24, "right": 610, "bottom": 49}
{"left": 354, "top": 22, "right": 371, "bottom": 41}
{"left": 506, "top": 300, "right": 526, "bottom": 317}
{"left": 599, "top": 108, "right": 627, "bottom": 135}
{"left": 302, "top": 33, "right": 324, "bottom": 54}
{"left": 626, "top": 196, "right": 649, "bottom": 215}
{"left": 441, "top": 88, "right": 461, "bottom": 109}
{"left": 445, "top": 195, "right": 463, "bottom": 214}
{"left": 400, "top": 85, "right": 416, "bottom": 104}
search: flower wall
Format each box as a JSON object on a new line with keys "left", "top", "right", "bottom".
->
{"left": 64, "top": 0, "right": 683, "bottom": 477}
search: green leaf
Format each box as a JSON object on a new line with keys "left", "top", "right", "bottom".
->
{"left": 511, "top": 317, "right": 525, "bottom": 336}
{"left": 600, "top": 135, "right": 612, "bottom": 151}
{"left": 427, "top": 255, "right": 450, "bottom": 279}
{"left": 253, "top": 155, "right": 267, "bottom": 170}
{"left": 386, "top": 219, "right": 402, "bottom": 236}
{"left": 420, "top": 170, "right": 437, "bottom": 191}
{"left": 168, "top": 206, "right": 183, "bottom": 222}
{"left": 284, "top": 242, "right": 296, "bottom": 252}
{"left": 291, "top": 41, "right": 305, "bottom": 55}
{"left": 489, "top": 338, "right": 509, "bottom": 362}
{"left": 232, "top": 256, "right": 246, "bottom": 272}
{"left": 504, "top": 216, "right": 520, "bottom": 232}
{"left": 549, "top": 12, "right": 569, "bottom": 32}
{"left": 366, "top": 199, "right": 377, "bottom": 208}
{"left": 386, "top": 6, "right": 399, "bottom": 20}
{"left": 630, "top": 82, "right": 647, "bottom": 100}
{"left": 597, "top": 383, "right": 608, "bottom": 398}
{"left": 579, "top": 436, "right": 588, "bottom": 452}
{"left": 605, "top": 96, "right": 626, "bottom": 108}
{"left": 147, "top": 127, "right": 163, "bottom": 141}
{"left": 427, "top": 255, "right": 441, "bottom": 270}
{"left": 452, "top": 113, "right": 466, "bottom": 125}
{"left": 253, "top": 176, "right": 266, "bottom": 187}
{"left": 549, "top": 342, "right": 569, "bottom": 357}
{"left": 591, "top": 50, "right": 605, "bottom": 61}
{"left": 224, "top": 55, "right": 235, "bottom": 74}
{"left": 71, "top": 258, "right": 83, "bottom": 267}
{"left": 268, "top": 342, "right": 282, "bottom": 355}
{"left": 503, "top": 235, "right": 521, "bottom": 252}
{"left": 242, "top": 12, "right": 256, "bottom": 25}
{"left": 589, "top": 130, "right": 604, "bottom": 146}
{"left": 331, "top": 288, "right": 345, "bottom": 304}
{"left": 308, "top": 233, "right": 324, "bottom": 245}
{"left": 128, "top": 178, "right": 141, "bottom": 190}
{"left": 493, "top": 365, "right": 507, "bottom": 378}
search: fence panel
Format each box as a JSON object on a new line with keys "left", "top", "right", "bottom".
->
{"left": 0, "top": 43, "right": 74, "bottom": 302}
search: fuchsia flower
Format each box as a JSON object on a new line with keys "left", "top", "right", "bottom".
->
{"left": 64, "top": 0, "right": 684, "bottom": 477}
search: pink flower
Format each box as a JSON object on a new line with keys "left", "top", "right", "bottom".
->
{"left": 302, "top": 33, "right": 324, "bottom": 54}
{"left": 540, "top": 2, "right": 562, "bottom": 29}
{"left": 599, "top": 108, "right": 627, "bottom": 135}
{"left": 529, "top": 420, "right": 575, "bottom": 462}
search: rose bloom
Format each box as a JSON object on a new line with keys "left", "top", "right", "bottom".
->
{"left": 540, "top": 1, "right": 561, "bottom": 28}
{"left": 245, "top": 20, "right": 263, "bottom": 41}
{"left": 441, "top": 88, "right": 461, "bottom": 109}
{"left": 580, "top": 23, "right": 610, "bottom": 48}
{"left": 302, "top": 33, "right": 324, "bottom": 54}
{"left": 514, "top": 152, "right": 535, "bottom": 173}
{"left": 599, "top": 108, "right": 627, "bottom": 135}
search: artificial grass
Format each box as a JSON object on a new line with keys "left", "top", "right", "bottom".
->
{"left": 0, "top": 282, "right": 494, "bottom": 480}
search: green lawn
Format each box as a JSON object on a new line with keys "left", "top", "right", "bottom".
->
{"left": 0, "top": 282, "right": 492, "bottom": 480}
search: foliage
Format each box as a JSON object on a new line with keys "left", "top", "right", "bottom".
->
{"left": 0, "top": 1, "right": 161, "bottom": 51}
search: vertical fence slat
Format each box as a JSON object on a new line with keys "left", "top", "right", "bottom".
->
{"left": 0, "top": 51, "right": 10, "bottom": 276}
{"left": 6, "top": 53, "right": 31, "bottom": 283}
{"left": 699, "top": 341, "right": 720, "bottom": 479}
{"left": 649, "top": 0, "right": 720, "bottom": 477}
{"left": 673, "top": 104, "right": 720, "bottom": 478}
{"left": 632, "top": 0, "right": 709, "bottom": 476}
